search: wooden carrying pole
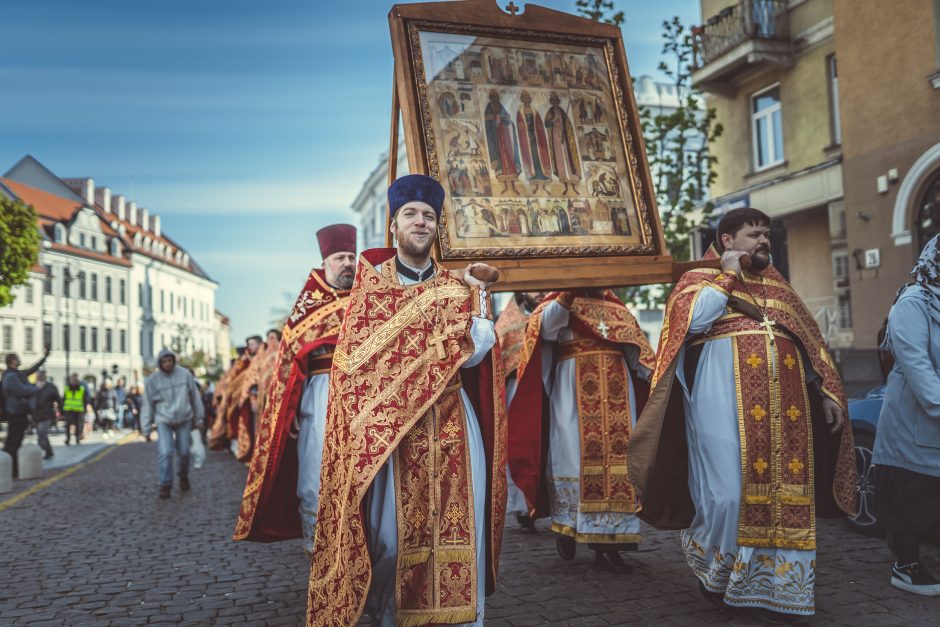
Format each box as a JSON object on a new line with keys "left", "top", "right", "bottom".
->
{"left": 384, "top": 62, "right": 400, "bottom": 248}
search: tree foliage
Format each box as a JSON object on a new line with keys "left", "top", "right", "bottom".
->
{"left": 0, "top": 197, "right": 42, "bottom": 308}
{"left": 575, "top": 0, "right": 624, "bottom": 26}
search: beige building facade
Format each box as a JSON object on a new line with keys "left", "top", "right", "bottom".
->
{"left": 691, "top": 0, "right": 940, "bottom": 387}
{"left": 834, "top": 0, "right": 940, "bottom": 362}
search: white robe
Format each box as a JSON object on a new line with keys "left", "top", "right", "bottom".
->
{"left": 539, "top": 301, "right": 649, "bottom": 544}
{"left": 677, "top": 286, "right": 816, "bottom": 616}
{"left": 296, "top": 347, "right": 331, "bottom": 555}
{"left": 364, "top": 264, "right": 495, "bottom": 627}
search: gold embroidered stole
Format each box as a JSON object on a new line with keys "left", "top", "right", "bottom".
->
{"left": 698, "top": 314, "right": 815, "bottom": 550}
{"left": 558, "top": 331, "right": 636, "bottom": 515}
{"left": 381, "top": 261, "right": 479, "bottom": 626}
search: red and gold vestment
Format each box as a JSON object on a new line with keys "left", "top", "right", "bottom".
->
{"left": 307, "top": 249, "right": 506, "bottom": 627}
{"left": 628, "top": 248, "right": 857, "bottom": 550}
{"left": 508, "top": 290, "right": 655, "bottom": 522}
{"left": 234, "top": 269, "right": 348, "bottom": 542}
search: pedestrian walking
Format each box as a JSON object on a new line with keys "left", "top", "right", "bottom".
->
{"left": 141, "top": 348, "right": 205, "bottom": 499}
{"left": 125, "top": 385, "right": 142, "bottom": 434}
{"left": 62, "top": 373, "right": 91, "bottom": 445}
{"left": 1, "top": 348, "right": 49, "bottom": 477}
{"left": 30, "top": 371, "right": 60, "bottom": 460}
{"left": 95, "top": 379, "right": 118, "bottom": 439}
{"left": 874, "top": 234, "right": 940, "bottom": 596}
{"left": 114, "top": 378, "right": 127, "bottom": 429}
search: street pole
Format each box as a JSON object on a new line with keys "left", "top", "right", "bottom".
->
{"left": 63, "top": 265, "right": 74, "bottom": 379}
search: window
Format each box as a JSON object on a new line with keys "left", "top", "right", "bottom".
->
{"left": 43, "top": 265, "right": 53, "bottom": 295}
{"left": 119, "top": 279, "right": 126, "bottom": 305}
{"left": 90, "top": 235, "right": 97, "bottom": 250}
{"left": 138, "top": 283, "right": 143, "bottom": 306}
{"left": 838, "top": 294, "right": 853, "bottom": 330}
{"left": 2, "top": 325, "right": 12, "bottom": 351}
{"left": 105, "top": 328, "right": 113, "bottom": 353}
{"left": 24, "top": 326, "right": 34, "bottom": 353}
{"left": 91, "top": 327, "right": 98, "bottom": 352}
{"left": 161, "top": 290, "right": 165, "bottom": 313}
{"left": 24, "top": 284, "right": 33, "bottom": 304}
{"left": 63, "top": 324, "right": 70, "bottom": 350}
{"left": 43, "top": 323, "right": 53, "bottom": 350}
{"left": 63, "top": 270, "right": 71, "bottom": 298}
{"left": 751, "top": 85, "right": 784, "bottom": 170}
{"left": 91, "top": 273, "right": 98, "bottom": 300}
{"left": 827, "top": 55, "right": 841, "bottom": 145}
{"left": 80, "top": 233, "right": 86, "bottom": 247}
{"left": 170, "top": 293, "right": 175, "bottom": 314}
{"left": 80, "top": 326, "right": 87, "bottom": 351}
{"left": 110, "top": 239, "right": 121, "bottom": 257}
{"left": 832, "top": 251, "right": 850, "bottom": 288}
{"left": 54, "top": 223, "right": 66, "bottom": 243}
{"left": 105, "top": 276, "right": 112, "bottom": 303}
{"left": 78, "top": 271, "right": 87, "bottom": 299}
{"left": 119, "top": 329, "right": 126, "bottom": 353}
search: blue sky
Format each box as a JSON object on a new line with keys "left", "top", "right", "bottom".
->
{"left": 1, "top": 0, "right": 698, "bottom": 342}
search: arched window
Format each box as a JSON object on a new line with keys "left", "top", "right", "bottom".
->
{"left": 110, "top": 239, "right": 122, "bottom": 257}
{"left": 54, "top": 223, "right": 66, "bottom": 243}
{"left": 915, "top": 170, "right": 940, "bottom": 252}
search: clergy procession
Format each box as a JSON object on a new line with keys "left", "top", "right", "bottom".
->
{"left": 3, "top": 0, "right": 940, "bottom": 625}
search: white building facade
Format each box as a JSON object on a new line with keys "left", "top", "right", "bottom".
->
{"left": 0, "top": 156, "right": 227, "bottom": 386}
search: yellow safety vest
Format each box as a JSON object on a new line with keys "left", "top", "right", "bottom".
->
{"left": 63, "top": 386, "right": 86, "bottom": 412}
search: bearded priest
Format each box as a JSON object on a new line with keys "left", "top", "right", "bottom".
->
{"left": 234, "top": 224, "right": 356, "bottom": 557}
{"left": 628, "top": 208, "right": 856, "bottom": 621}
{"left": 508, "top": 288, "right": 654, "bottom": 572}
{"left": 307, "top": 175, "right": 506, "bottom": 627}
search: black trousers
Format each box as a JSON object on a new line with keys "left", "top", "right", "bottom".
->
{"left": 63, "top": 411, "right": 84, "bottom": 443}
{"left": 3, "top": 413, "right": 29, "bottom": 477}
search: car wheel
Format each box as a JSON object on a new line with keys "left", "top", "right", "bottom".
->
{"left": 844, "top": 429, "right": 882, "bottom": 536}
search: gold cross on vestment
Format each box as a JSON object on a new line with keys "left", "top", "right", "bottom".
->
{"left": 746, "top": 353, "right": 763, "bottom": 369}
{"left": 429, "top": 332, "right": 448, "bottom": 360}
{"left": 788, "top": 457, "right": 805, "bottom": 475}
{"left": 597, "top": 320, "right": 610, "bottom": 339}
{"left": 784, "top": 354, "right": 796, "bottom": 370}
{"left": 754, "top": 457, "right": 769, "bottom": 475}
{"left": 786, "top": 405, "right": 802, "bottom": 422}
{"left": 758, "top": 315, "right": 776, "bottom": 339}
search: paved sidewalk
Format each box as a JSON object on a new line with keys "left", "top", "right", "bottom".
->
{"left": 0, "top": 440, "right": 936, "bottom": 626}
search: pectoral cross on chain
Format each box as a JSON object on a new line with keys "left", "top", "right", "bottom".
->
{"left": 758, "top": 315, "right": 776, "bottom": 340}
{"left": 429, "top": 332, "right": 448, "bottom": 360}
{"left": 597, "top": 320, "right": 610, "bottom": 339}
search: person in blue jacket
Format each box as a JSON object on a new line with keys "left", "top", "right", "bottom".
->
{"left": 874, "top": 233, "right": 940, "bottom": 597}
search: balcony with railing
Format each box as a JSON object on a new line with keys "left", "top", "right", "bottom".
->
{"left": 691, "top": 0, "right": 793, "bottom": 95}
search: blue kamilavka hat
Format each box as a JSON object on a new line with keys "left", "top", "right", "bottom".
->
{"left": 387, "top": 174, "right": 445, "bottom": 218}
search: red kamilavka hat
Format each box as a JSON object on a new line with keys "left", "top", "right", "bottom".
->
{"left": 316, "top": 224, "right": 356, "bottom": 259}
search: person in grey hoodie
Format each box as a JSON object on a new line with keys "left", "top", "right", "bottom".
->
{"left": 142, "top": 348, "right": 205, "bottom": 499}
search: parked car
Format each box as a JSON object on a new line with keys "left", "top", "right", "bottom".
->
{"left": 846, "top": 385, "right": 885, "bottom": 536}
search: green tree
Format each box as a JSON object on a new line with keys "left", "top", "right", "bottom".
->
{"left": 576, "top": 7, "right": 723, "bottom": 307}
{"left": 0, "top": 198, "right": 41, "bottom": 307}
{"left": 575, "top": 0, "right": 623, "bottom": 26}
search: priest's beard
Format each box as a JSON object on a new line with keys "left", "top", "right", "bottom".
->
{"left": 398, "top": 234, "right": 433, "bottom": 264}
{"left": 750, "top": 247, "right": 771, "bottom": 271}
{"left": 334, "top": 271, "right": 354, "bottom": 290}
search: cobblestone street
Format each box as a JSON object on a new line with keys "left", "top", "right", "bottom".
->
{"left": 0, "top": 440, "right": 936, "bottom": 626}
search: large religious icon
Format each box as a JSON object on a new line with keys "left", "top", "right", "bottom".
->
{"left": 390, "top": 0, "right": 670, "bottom": 289}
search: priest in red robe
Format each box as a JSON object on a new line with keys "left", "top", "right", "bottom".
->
{"left": 307, "top": 175, "right": 506, "bottom": 626}
{"left": 234, "top": 224, "right": 356, "bottom": 555}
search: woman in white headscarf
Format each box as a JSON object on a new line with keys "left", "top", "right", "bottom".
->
{"left": 873, "top": 234, "right": 940, "bottom": 597}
